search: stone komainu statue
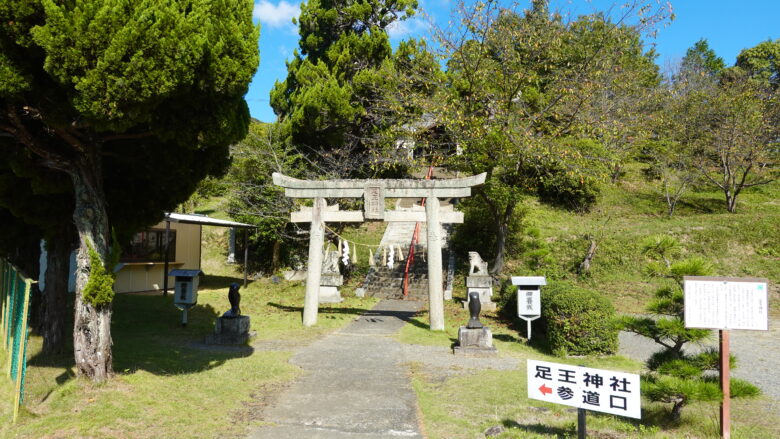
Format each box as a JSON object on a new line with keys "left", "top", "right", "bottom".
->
{"left": 468, "top": 251, "right": 489, "bottom": 275}
{"left": 223, "top": 282, "right": 241, "bottom": 318}
{"left": 322, "top": 250, "right": 341, "bottom": 274}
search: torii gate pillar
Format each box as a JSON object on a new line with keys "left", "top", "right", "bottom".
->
{"left": 303, "top": 197, "right": 326, "bottom": 326}
{"left": 426, "top": 197, "right": 444, "bottom": 330}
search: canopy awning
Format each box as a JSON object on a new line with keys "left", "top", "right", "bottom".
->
{"left": 164, "top": 212, "right": 256, "bottom": 229}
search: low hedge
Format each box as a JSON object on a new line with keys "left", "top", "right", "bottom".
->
{"left": 540, "top": 281, "right": 618, "bottom": 356}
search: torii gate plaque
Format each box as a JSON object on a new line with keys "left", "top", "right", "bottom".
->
{"left": 273, "top": 172, "right": 486, "bottom": 330}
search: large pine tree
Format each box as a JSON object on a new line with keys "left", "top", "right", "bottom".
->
{"left": 0, "top": 0, "right": 259, "bottom": 381}
{"left": 270, "top": 0, "right": 419, "bottom": 175}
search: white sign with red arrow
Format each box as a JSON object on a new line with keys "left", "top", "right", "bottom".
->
{"left": 527, "top": 360, "right": 641, "bottom": 419}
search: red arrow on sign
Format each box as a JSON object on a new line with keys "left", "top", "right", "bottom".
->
{"left": 539, "top": 384, "right": 552, "bottom": 396}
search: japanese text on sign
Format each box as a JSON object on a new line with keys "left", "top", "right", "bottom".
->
{"left": 517, "top": 289, "right": 540, "bottom": 316}
{"left": 363, "top": 185, "right": 385, "bottom": 219}
{"left": 527, "top": 359, "right": 641, "bottom": 419}
{"left": 683, "top": 276, "right": 768, "bottom": 330}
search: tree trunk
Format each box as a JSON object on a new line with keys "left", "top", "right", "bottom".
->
{"left": 670, "top": 398, "right": 686, "bottom": 421}
{"left": 610, "top": 163, "right": 622, "bottom": 183}
{"left": 272, "top": 240, "right": 280, "bottom": 273}
{"left": 70, "top": 162, "right": 113, "bottom": 381}
{"left": 726, "top": 191, "right": 737, "bottom": 213}
{"left": 41, "top": 234, "right": 73, "bottom": 354}
{"left": 578, "top": 239, "right": 598, "bottom": 274}
{"left": 492, "top": 218, "right": 508, "bottom": 275}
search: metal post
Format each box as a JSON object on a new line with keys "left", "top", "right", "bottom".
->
{"left": 182, "top": 308, "right": 188, "bottom": 327}
{"left": 577, "top": 408, "right": 586, "bottom": 439}
{"left": 0, "top": 261, "right": 6, "bottom": 348}
{"left": 720, "top": 329, "right": 731, "bottom": 439}
{"left": 303, "top": 198, "right": 326, "bottom": 327}
{"left": 527, "top": 319, "right": 532, "bottom": 341}
{"left": 5, "top": 271, "right": 17, "bottom": 374}
{"left": 243, "top": 228, "right": 249, "bottom": 287}
{"left": 12, "top": 279, "right": 32, "bottom": 422}
{"left": 163, "top": 220, "right": 171, "bottom": 296}
{"left": 425, "top": 196, "right": 444, "bottom": 331}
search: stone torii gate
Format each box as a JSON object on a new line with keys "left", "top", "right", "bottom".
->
{"left": 273, "top": 172, "right": 486, "bottom": 330}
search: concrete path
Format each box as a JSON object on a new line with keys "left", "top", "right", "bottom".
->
{"left": 248, "top": 300, "right": 425, "bottom": 439}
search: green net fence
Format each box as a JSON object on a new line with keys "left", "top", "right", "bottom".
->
{"left": 1, "top": 258, "right": 32, "bottom": 422}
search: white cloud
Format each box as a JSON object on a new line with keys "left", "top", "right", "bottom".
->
{"left": 387, "top": 18, "right": 429, "bottom": 39}
{"left": 253, "top": 1, "right": 300, "bottom": 29}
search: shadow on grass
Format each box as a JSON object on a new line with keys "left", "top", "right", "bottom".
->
{"left": 493, "top": 332, "right": 531, "bottom": 347}
{"left": 28, "top": 293, "right": 254, "bottom": 378}
{"left": 267, "top": 302, "right": 372, "bottom": 316}
{"left": 501, "top": 419, "right": 572, "bottom": 438}
{"left": 674, "top": 196, "right": 723, "bottom": 214}
{"left": 490, "top": 307, "right": 555, "bottom": 355}
{"left": 200, "top": 274, "right": 249, "bottom": 290}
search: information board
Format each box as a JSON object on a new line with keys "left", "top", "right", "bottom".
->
{"left": 683, "top": 276, "right": 768, "bottom": 330}
{"left": 527, "top": 360, "right": 641, "bottom": 419}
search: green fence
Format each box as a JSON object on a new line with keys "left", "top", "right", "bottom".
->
{"left": 1, "top": 258, "right": 33, "bottom": 423}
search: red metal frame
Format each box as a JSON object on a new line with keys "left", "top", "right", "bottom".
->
{"left": 402, "top": 166, "right": 434, "bottom": 297}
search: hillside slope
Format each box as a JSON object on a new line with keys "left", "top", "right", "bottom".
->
{"left": 504, "top": 162, "right": 780, "bottom": 313}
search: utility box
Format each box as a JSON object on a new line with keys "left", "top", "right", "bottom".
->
{"left": 511, "top": 276, "right": 546, "bottom": 341}
{"left": 169, "top": 269, "right": 203, "bottom": 315}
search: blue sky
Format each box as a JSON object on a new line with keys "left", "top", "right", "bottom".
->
{"left": 246, "top": 0, "right": 779, "bottom": 123}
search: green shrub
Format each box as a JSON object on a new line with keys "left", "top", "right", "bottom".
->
{"left": 540, "top": 282, "right": 618, "bottom": 356}
{"left": 83, "top": 244, "right": 116, "bottom": 308}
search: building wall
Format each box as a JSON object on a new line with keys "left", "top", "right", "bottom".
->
{"left": 114, "top": 221, "right": 201, "bottom": 293}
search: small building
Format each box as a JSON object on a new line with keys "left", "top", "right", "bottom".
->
{"left": 113, "top": 213, "right": 255, "bottom": 294}
{"left": 395, "top": 113, "right": 461, "bottom": 161}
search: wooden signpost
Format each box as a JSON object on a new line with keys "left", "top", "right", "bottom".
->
{"left": 683, "top": 276, "right": 769, "bottom": 439}
{"left": 511, "top": 276, "right": 546, "bottom": 341}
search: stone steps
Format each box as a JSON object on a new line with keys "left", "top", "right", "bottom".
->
{"left": 362, "top": 248, "right": 448, "bottom": 300}
{"left": 360, "top": 204, "right": 456, "bottom": 301}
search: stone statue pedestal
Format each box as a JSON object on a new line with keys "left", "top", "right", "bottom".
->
{"left": 319, "top": 274, "right": 344, "bottom": 303}
{"left": 205, "top": 316, "right": 256, "bottom": 345}
{"left": 454, "top": 326, "right": 497, "bottom": 355}
{"left": 463, "top": 275, "right": 496, "bottom": 311}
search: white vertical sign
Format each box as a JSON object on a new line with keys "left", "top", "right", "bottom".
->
{"left": 518, "top": 289, "right": 541, "bottom": 316}
{"left": 684, "top": 277, "right": 768, "bottom": 330}
{"left": 527, "top": 360, "right": 641, "bottom": 419}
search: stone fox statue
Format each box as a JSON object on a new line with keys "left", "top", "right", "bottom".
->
{"left": 468, "top": 252, "right": 489, "bottom": 275}
{"left": 223, "top": 282, "right": 241, "bottom": 318}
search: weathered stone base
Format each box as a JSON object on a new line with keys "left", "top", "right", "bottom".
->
{"left": 205, "top": 316, "right": 256, "bottom": 345}
{"left": 454, "top": 326, "right": 497, "bottom": 355}
{"left": 319, "top": 286, "right": 343, "bottom": 303}
{"left": 283, "top": 270, "right": 307, "bottom": 281}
